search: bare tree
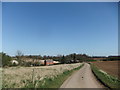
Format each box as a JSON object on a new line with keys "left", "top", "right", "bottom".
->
{"left": 16, "top": 50, "right": 23, "bottom": 65}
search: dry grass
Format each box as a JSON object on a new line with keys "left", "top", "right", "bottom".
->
{"left": 0, "top": 68, "right": 2, "bottom": 89}
{"left": 2, "top": 63, "right": 82, "bottom": 88}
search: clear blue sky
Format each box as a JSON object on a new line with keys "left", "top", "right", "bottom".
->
{"left": 2, "top": 2, "right": 118, "bottom": 56}
{"left": 0, "top": 2, "right": 2, "bottom": 52}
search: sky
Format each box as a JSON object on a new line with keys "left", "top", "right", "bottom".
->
{"left": 0, "top": 2, "right": 1, "bottom": 53}
{"left": 2, "top": 2, "right": 118, "bottom": 56}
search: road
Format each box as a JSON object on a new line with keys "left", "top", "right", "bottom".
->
{"left": 60, "top": 63, "right": 105, "bottom": 88}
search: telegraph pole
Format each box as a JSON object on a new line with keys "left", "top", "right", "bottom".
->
{"left": 32, "top": 56, "right": 35, "bottom": 87}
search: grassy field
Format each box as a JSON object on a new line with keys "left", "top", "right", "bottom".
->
{"left": 2, "top": 63, "right": 82, "bottom": 88}
{"left": 0, "top": 68, "right": 2, "bottom": 89}
{"left": 90, "top": 61, "right": 120, "bottom": 89}
{"left": 32, "top": 64, "right": 84, "bottom": 88}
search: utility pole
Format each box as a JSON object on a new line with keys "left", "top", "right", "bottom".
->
{"left": 32, "top": 56, "right": 35, "bottom": 88}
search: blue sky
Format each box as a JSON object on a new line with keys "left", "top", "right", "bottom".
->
{"left": 0, "top": 2, "right": 2, "bottom": 53}
{"left": 2, "top": 2, "right": 118, "bottom": 56}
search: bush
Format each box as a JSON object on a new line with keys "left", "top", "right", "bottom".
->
{"left": 1, "top": 52, "right": 12, "bottom": 67}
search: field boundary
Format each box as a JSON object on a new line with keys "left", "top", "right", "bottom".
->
{"left": 91, "top": 65, "right": 111, "bottom": 89}
{"left": 90, "top": 63, "right": 120, "bottom": 89}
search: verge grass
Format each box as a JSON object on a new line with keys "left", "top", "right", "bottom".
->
{"left": 90, "top": 63, "right": 120, "bottom": 89}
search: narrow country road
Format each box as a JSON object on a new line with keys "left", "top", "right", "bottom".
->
{"left": 60, "top": 63, "right": 105, "bottom": 88}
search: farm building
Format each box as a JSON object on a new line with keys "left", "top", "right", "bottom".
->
{"left": 11, "top": 60, "right": 19, "bottom": 65}
{"left": 13, "top": 57, "right": 60, "bottom": 66}
{"left": 39, "top": 60, "right": 45, "bottom": 65}
{"left": 39, "top": 59, "right": 60, "bottom": 65}
{"left": 53, "top": 61, "right": 60, "bottom": 64}
{"left": 44, "top": 59, "right": 54, "bottom": 65}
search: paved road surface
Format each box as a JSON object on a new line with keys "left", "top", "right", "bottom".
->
{"left": 60, "top": 63, "right": 105, "bottom": 88}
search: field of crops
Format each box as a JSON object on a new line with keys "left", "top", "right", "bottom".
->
{"left": 2, "top": 63, "right": 82, "bottom": 88}
{"left": 91, "top": 61, "right": 119, "bottom": 79}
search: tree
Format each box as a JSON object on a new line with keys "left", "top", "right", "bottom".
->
{"left": 61, "top": 55, "right": 66, "bottom": 64}
{"left": 38, "top": 55, "right": 42, "bottom": 59}
{"left": 43, "top": 55, "right": 47, "bottom": 60}
{"left": 16, "top": 50, "right": 23, "bottom": 65}
{"left": 1, "top": 52, "right": 11, "bottom": 67}
{"left": 73, "top": 53, "right": 76, "bottom": 63}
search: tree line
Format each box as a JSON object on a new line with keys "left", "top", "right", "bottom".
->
{"left": 1, "top": 51, "right": 120, "bottom": 67}
{"left": 23, "top": 53, "right": 92, "bottom": 63}
{"left": 1, "top": 52, "right": 92, "bottom": 67}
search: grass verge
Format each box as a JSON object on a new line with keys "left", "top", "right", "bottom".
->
{"left": 90, "top": 63, "right": 120, "bottom": 89}
{"left": 24, "top": 63, "right": 84, "bottom": 88}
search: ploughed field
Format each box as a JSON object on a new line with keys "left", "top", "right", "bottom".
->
{"left": 2, "top": 63, "right": 82, "bottom": 88}
{"left": 91, "top": 61, "right": 120, "bottom": 79}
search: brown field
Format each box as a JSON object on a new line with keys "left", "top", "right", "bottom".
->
{"left": 91, "top": 61, "right": 120, "bottom": 79}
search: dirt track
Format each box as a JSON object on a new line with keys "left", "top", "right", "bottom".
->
{"left": 60, "top": 63, "right": 105, "bottom": 88}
